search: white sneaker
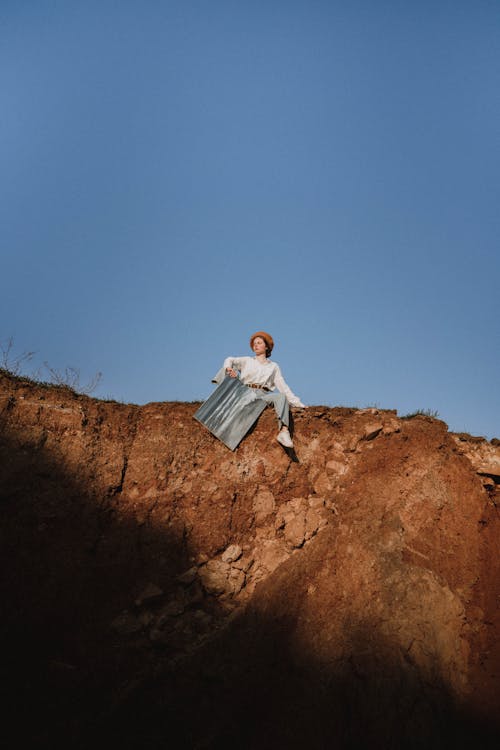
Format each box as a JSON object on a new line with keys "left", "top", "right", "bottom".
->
{"left": 277, "top": 430, "right": 293, "bottom": 448}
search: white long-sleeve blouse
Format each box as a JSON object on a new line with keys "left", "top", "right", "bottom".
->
{"left": 220, "top": 356, "right": 305, "bottom": 408}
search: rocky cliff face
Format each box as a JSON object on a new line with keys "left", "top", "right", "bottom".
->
{"left": 1, "top": 370, "right": 499, "bottom": 748}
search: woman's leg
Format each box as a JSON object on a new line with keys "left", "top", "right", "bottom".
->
{"left": 253, "top": 391, "right": 294, "bottom": 447}
{"left": 258, "top": 392, "right": 290, "bottom": 430}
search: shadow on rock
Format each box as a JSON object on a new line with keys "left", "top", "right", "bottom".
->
{"left": 0, "top": 426, "right": 189, "bottom": 748}
{"left": 1, "top": 389, "right": 499, "bottom": 750}
{"left": 103, "top": 607, "right": 500, "bottom": 750}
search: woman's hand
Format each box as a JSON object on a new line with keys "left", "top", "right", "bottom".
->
{"left": 226, "top": 368, "right": 238, "bottom": 378}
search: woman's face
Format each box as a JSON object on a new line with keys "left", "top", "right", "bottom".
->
{"left": 252, "top": 336, "right": 267, "bottom": 356}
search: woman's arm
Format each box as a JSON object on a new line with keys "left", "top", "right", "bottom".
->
{"left": 223, "top": 356, "right": 244, "bottom": 379}
{"left": 274, "top": 366, "right": 305, "bottom": 407}
{"left": 211, "top": 356, "right": 242, "bottom": 384}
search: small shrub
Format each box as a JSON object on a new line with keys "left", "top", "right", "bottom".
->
{"left": 42, "top": 363, "right": 102, "bottom": 396}
{"left": 1, "top": 336, "right": 102, "bottom": 396}
{"left": 0, "top": 337, "right": 35, "bottom": 376}
{"left": 402, "top": 408, "right": 440, "bottom": 420}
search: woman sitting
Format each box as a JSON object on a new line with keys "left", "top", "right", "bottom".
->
{"left": 213, "top": 331, "right": 305, "bottom": 448}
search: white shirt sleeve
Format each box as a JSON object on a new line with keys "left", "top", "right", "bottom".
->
{"left": 273, "top": 365, "right": 305, "bottom": 407}
{"left": 223, "top": 356, "right": 245, "bottom": 372}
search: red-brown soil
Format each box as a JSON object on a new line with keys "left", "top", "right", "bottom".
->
{"left": 1, "top": 370, "right": 499, "bottom": 748}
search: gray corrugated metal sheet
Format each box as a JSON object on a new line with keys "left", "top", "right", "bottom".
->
{"left": 193, "top": 376, "right": 267, "bottom": 450}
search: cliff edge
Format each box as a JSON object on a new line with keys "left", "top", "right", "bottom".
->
{"left": 1, "top": 371, "right": 499, "bottom": 748}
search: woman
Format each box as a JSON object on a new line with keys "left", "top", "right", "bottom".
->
{"left": 195, "top": 331, "right": 305, "bottom": 450}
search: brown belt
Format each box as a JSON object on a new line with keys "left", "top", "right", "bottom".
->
{"left": 247, "top": 383, "right": 270, "bottom": 392}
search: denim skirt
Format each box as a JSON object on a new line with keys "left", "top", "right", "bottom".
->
{"left": 193, "top": 376, "right": 267, "bottom": 450}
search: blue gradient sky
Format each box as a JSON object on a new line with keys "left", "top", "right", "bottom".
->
{"left": 1, "top": 1, "right": 499, "bottom": 438}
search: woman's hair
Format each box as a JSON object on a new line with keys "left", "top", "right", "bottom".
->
{"left": 249, "top": 331, "right": 274, "bottom": 357}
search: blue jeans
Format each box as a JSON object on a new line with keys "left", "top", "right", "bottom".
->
{"left": 252, "top": 390, "right": 290, "bottom": 429}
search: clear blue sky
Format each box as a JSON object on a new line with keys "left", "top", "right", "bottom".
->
{"left": 1, "top": 0, "right": 499, "bottom": 439}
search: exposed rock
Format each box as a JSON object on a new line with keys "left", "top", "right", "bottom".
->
{"left": 1, "top": 370, "right": 499, "bottom": 748}
{"left": 177, "top": 567, "right": 198, "bottom": 585}
{"left": 193, "top": 609, "right": 213, "bottom": 631}
{"left": 254, "top": 539, "right": 290, "bottom": 575}
{"left": 284, "top": 510, "right": 306, "bottom": 548}
{"left": 232, "top": 555, "right": 253, "bottom": 573}
{"left": 159, "top": 598, "right": 185, "bottom": 618}
{"left": 221, "top": 544, "right": 242, "bottom": 563}
{"left": 312, "top": 471, "right": 332, "bottom": 494}
{"left": 198, "top": 560, "right": 231, "bottom": 595}
{"left": 477, "top": 464, "right": 500, "bottom": 482}
{"left": 252, "top": 487, "right": 275, "bottom": 523}
{"left": 452, "top": 434, "right": 500, "bottom": 481}
{"left": 111, "top": 611, "right": 143, "bottom": 635}
{"left": 135, "top": 582, "right": 164, "bottom": 606}
{"left": 363, "top": 422, "right": 384, "bottom": 440}
{"left": 383, "top": 419, "right": 401, "bottom": 435}
{"left": 325, "top": 458, "right": 347, "bottom": 475}
{"left": 183, "top": 581, "right": 204, "bottom": 606}
{"left": 482, "top": 475, "right": 497, "bottom": 491}
{"left": 347, "top": 436, "right": 359, "bottom": 451}
{"left": 138, "top": 611, "right": 155, "bottom": 628}
{"left": 227, "top": 568, "right": 245, "bottom": 596}
{"left": 304, "top": 507, "right": 322, "bottom": 539}
{"left": 308, "top": 495, "right": 325, "bottom": 509}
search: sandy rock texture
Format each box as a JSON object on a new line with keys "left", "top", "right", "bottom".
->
{"left": 0, "top": 371, "right": 499, "bottom": 748}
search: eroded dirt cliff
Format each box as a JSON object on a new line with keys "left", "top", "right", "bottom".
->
{"left": 1, "top": 371, "right": 499, "bottom": 748}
